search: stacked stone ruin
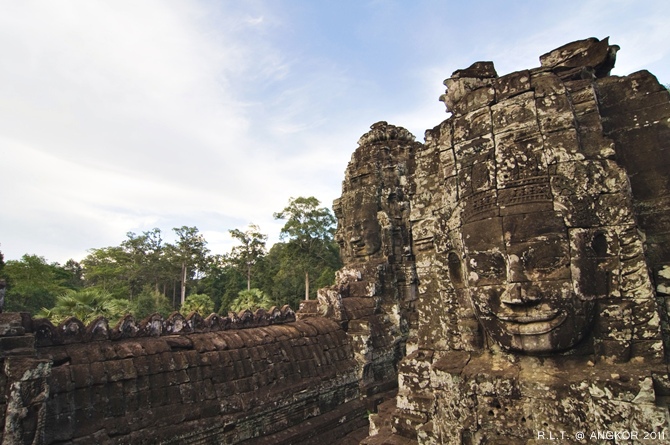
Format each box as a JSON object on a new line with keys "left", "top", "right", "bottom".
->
{"left": 1, "top": 37, "right": 669, "bottom": 444}
{"left": 304, "top": 121, "right": 422, "bottom": 397}
{"left": 360, "top": 37, "right": 670, "bottom": 444}
{"left": 0, "top": 308, "right": 372, "bottom": 444}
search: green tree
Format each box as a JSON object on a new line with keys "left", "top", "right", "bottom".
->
{"left": 228, "top": 224, "right": 267, "bottom": 291}
{"left": 83, "top": 228, "right": 184, "bottom": 305}
{"left": 166, "top": 226, "right": 210, "bottom": 307}
{"left": 121, "top": 228, "right": 167, "bottom": 297}
{"left": 181, "top": 293, "right": 215, "bottom": 315}
{"left": 132, "top": 286, "right": 173, "bottom": 320}
{"left": 230, "top": 288, "right": 274, "bottom": 313}
{"left": 260, "top": 243, "right": 303, "bottom": 308}
{"left": 0, "top": 249, "right": 5, "bottom": 311}
{"left": 62, "top": 259, "right": 84, "bottom": 289}
{"left": 3, "top": 254, "right": 73, "bottom": 314}
{"left": 0, "top": 249, "right": 5, "bottom": 277}
{"left": 273, "top": 196, "right": 341, "bottom": 301}
{"left": 81, "top": 246, "right": 133, "bottom": 299}
{"left": 196, "top": 255, "right": 245, "bottom": 314}
{"left": 37, "top": 288, "right": 131, "bottom": 325}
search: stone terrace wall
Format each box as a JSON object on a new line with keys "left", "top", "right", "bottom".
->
{"left": 0, "top": 310, "right": 366, "bottom": 444}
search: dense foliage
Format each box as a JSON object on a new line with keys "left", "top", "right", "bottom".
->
{"left": 3, "top": 254, "right": 75, "bottom": 313}
{"left": 0, "top": 196, "right": 341, "bottom": 323}
{"left": 181, "top": 293, "right": 215, "bottom": 316}
{"left": 230, "top": 288, "right": 274, "bottom": 312}
{"left": 36, "top": 289, "right": 131, "bottom": 325}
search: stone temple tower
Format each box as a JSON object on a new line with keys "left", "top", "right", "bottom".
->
{"left": 363, "top": 37, "right": 670, "bottom": 444}
{"left": 302, "top": 121, "right": 422, "bottom": 401}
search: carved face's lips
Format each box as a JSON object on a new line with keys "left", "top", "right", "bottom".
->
{"left": 351, "top": 243, "right": 367, "bottom": 256}
{"left": 495, "top": 311, "right": 567, "bottom": 335}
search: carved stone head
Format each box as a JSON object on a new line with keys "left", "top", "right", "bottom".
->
{"left": 335, "top": 121, "right": 416, "bottom": 265}
{"left": 425, "top": 43, "right": 647, "bottom": 356}
{"left": 334, "top": 194, "right": 382, "bottom": 262}
{"left": 452, "top": 201, "right": 605, "bottom": 353}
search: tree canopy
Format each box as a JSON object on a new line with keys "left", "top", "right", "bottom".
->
{"left": 273, "top": 197, "right": 341, "bottom": 303}
{"left": 228, "top": 224, "right": 267, "bottom": 291}
{"left": 230, "top": 288, "right": 274, "bottom": 313}
{"left": 36, "top": 288, "right": 131, "bottom": 325}
{"left": 1, "top": 195, "right": 341, "bottom": 323}
{"left": 3, "top": 254, "right": 74, "bottom": 313}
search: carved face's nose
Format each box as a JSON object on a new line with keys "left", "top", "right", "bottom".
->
{"left": 506, "top": 254, "right": 527, "bottom": 284}
{"left": 500, "top": 282, "right": 540, "bottom": 305}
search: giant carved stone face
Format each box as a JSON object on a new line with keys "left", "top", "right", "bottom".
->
{"left": 336, "top": 216, "right": 382, "bottom": 261}
{"left": 456, "top": 210, "right": 601, "bottom": 354}
{"left": 335, "top": 191, "right": 382, "bottom": 262}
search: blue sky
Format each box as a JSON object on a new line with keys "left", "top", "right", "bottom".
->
{"left": 1, "top": 0, "right": 669, "bottom": 263}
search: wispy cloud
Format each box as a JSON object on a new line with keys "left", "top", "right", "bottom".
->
{"left": 1, "top": 0, "right": 668, "bottom": 263}
{"left": 0, "top": 1, "right": 275, "bottom": 259}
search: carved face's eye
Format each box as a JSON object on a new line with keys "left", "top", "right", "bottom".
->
{"left": 467, "top": 252, "right": 505, "bottom": 284}
{"left": 530, "top": 255, "right": 564, "bottom": 273}
{"left": 522, "top": 243, "right": 568, "bottom": 275}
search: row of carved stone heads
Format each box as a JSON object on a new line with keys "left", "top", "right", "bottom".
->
{"left": 24, "top": 306, "right": 296, "bottom": 347}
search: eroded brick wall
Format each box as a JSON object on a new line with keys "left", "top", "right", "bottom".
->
{"left": 1, "top": 312, "right": 366, "bottom": 444}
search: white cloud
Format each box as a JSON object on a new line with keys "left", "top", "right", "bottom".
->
{"left": 0, "top": 1, "right": 330, "bottom": 262}
{"left": 1, "top": 0, "right": 669, "bottom": 264}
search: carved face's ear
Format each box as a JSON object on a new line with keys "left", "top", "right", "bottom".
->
{"left": 591, "top": 231, "right": 608, "bottom": 257}
{"left": 448, "top": 251, "right": 465, "bottom": 289}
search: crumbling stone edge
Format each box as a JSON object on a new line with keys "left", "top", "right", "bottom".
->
{"left": 10, "top": 306, "right": 296, "bottom": 347}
